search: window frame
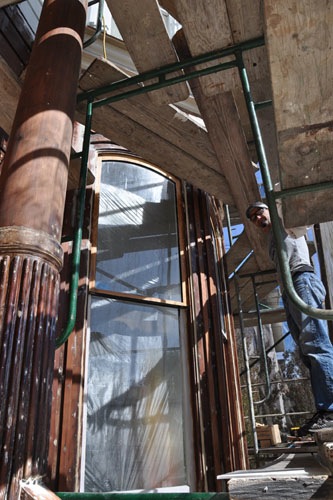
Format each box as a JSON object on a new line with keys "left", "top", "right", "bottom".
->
{"left": 89, "top": 154, "right": 188, "bottom": 309}
{"left": 82, "top": 153, "right": 195, "bottom": 491}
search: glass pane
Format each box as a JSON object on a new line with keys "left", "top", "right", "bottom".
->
{"left": 96, "top": 161, "right": 182, "bottom": 301}
{"left": 85, "top": 297, "right": 186, "bottom": 492}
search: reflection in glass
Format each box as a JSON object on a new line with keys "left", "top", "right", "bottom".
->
{"left": 85, "top": 297, "right": 185, "bottom": 492}
{"left": 96, "top": 161, "right": 181, "bottom": 301}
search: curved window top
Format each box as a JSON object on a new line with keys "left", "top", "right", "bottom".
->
{"left": 95, "top": 160, "right": 182, "bottom": 302}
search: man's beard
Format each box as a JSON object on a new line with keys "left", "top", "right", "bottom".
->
{"left": 261, "top": 220, "right": 269, "bottom": 228}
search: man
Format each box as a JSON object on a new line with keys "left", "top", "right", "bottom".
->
{"left": 246, "top": 201, "right": 333, "bottom": 436}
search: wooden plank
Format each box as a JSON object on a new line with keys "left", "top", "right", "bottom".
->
{"left": 224, "top": 0, "right": 272, "bottom": 103}
{"left": 225, "top": 0, "right": 263, "bottom": 41}
{"left": 205, "top": 0, "right": 276, "bottom": 183}
{"left": 226, "top": 240, "right": 277, "bottom": 314}
{"left": 225, "top": 232, "right": 253, "bottom": 276}
{"left": 67, "top": 157, "right": 95, "bottom": 190}
{"left": 264, "top": 0, "right": 333, "bottom": 227}
{"left": 1, "top": 6, "right": 33, "bottom": 62}
{"left": 170, "top": 0, "right": 239, "bottom": 97}
{"left": 162, "top": 0, "right": 273, "bottom": 140}
{"left": 0, "top": 31, "right": 24, "bottom": 76}
{"left": 166, "top": 0, "right": 279, "bottom": 197}
{"left": 105, "top": 0, "right": 189, "bottom": 105}
{"left": 233, "top": 308, "right": 286, "bottom": 329}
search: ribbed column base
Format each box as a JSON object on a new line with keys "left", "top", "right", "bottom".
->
{"left": 0, "top": 227, "right": 62, "bottom": 499}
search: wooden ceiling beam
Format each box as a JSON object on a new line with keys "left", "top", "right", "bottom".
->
{"left": 105, "top": 0, "right": 189, "bottom": 105}
{"left": 174, "top": 31, "right": 272, "bottom": 271}
{"left": 166, "top": 0, "right": 239, "bottom": 97}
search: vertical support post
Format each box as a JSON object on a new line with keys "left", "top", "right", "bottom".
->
{"left": 234, "top": 276, "right": 259, "bottom": 464}
{"left": 251, "top": 276, "right": 271, "bottom": 404}
{"left": 0, "top": 1, "right": 87, "bottom": 497}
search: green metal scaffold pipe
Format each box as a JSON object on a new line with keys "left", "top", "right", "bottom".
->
{"left": 56, "top": 100, "right": 93, "bottom": 348}
{"left": 236, "top": 50, "right": 333, "bottom": 321}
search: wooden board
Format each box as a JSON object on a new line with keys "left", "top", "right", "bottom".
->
{"left": 264, "top": 0, "right": 333, "bottom": 227}
{"left": 224, "top": 232, "right": 253, "bottom": 275}
{"left": 20, "top": 484, "right": 61, "bottom": 500}
{"left": 233, "top": 307, "right": 286, "bottom": 329}
{"left": 67, "top": 156, "right": 95, "bottom": 190}
{"left": 225, "top": 0, "right": 263, "bottom": 42}
{"left": 226, "top": 233, "right": 277, "bottom": 315}
{"left": 105, "top": 0, "right": 189, "bottom": 105}
{"left": 168, "top": 0, "right": 272, "bottom": 128}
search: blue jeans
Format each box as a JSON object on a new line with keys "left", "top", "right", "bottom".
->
{"left": 282, "top": 272, "right": 333, "bottom": 412}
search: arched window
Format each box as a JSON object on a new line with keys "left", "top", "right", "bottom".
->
{"left": 83, "top": 157, "right": 190, "bottom": 492}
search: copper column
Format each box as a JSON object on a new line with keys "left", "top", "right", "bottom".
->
{"left": 0, "top": 0, "right": 87, "bottom": 497}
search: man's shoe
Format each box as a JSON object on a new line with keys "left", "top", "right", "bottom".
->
{"left": 309, "top": 411, "right": 333, "bottom": 433}
{"left": 296, "top": 411, "right": 325, "bottom": 437}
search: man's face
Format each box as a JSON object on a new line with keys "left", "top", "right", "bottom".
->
{"left": 248, "top": 207, "right": 271, "bottom": 232}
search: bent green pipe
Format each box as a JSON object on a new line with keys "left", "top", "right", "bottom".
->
{"left": 56, "top": 100, "right": 93, "bottom": 348}
{"left": 236, "top": 51, "right": 333, "bottom": 321}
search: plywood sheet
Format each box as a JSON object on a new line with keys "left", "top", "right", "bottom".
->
{"left": 264, "top": 0, "right": 333, "bottom": 227}
{"left": 105, "top": 0, "right": 189, "bottom": 105}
